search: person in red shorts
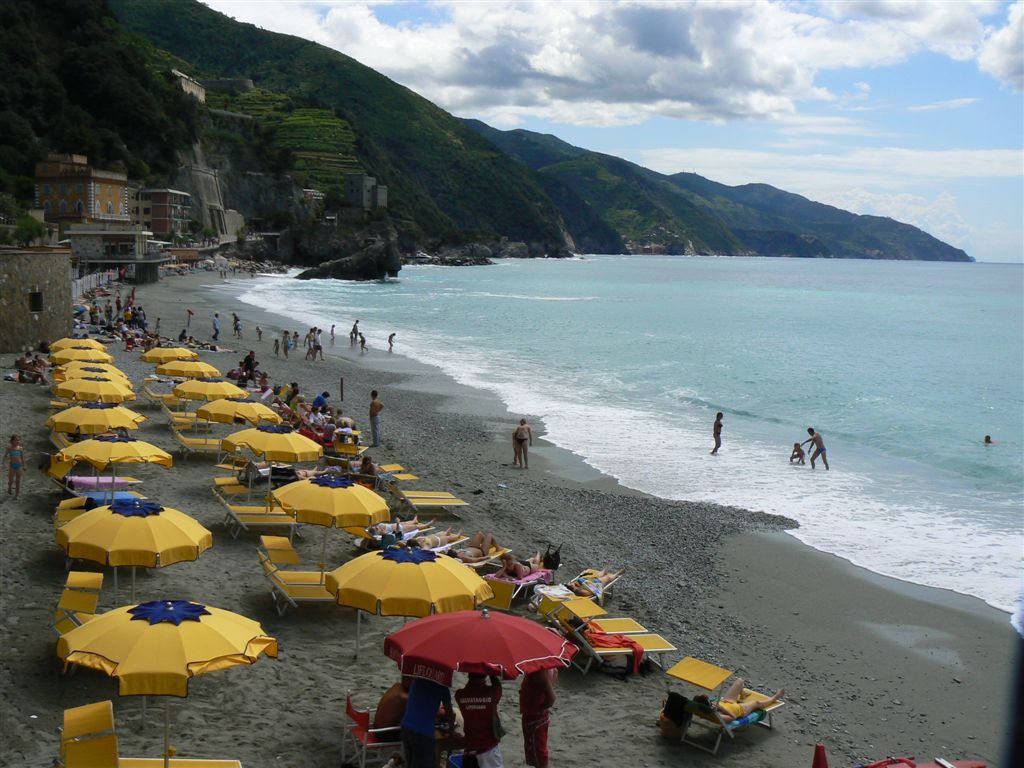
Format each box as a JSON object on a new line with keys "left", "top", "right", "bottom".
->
{"left": 455, "top": 673, "right": 503, "bottom": 767}
{"left": 520, "top": 668, "right": 557, "bottom": 767}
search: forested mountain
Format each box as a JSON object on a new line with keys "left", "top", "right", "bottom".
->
{"left": 0, "top": 0, "right": 971, "bottom": 261}
{"left": 466, "top": 122, "right": 972, "bottom": 261}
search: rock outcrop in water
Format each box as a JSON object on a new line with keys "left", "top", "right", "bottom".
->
{"left": 295, "top": 227, "right": 402, "bottom": 281}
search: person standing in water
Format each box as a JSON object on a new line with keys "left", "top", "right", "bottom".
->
{"left": 513, "top": 418, "right": 533, "bottom": 469}
{"left": 801, "top": 427, "right": 829, "bottom": 470}
{"left": 710, "top": 412, "right": 723, "bottom": 455}
{"left": 388, "top": 333, "right": 396, "bottom": 353}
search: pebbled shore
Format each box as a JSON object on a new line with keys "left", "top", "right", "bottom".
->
{"left": 0, "top": 268, "right": 1014, "bottom": 768}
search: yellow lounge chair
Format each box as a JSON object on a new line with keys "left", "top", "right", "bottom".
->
{"left": 258, "top": 535, "right": 302, "bottom": 566}
{"left": 171, "top": 427, "right": 222, "bottom": 457}
{"left": 542, "top": 595, "right": 647, "bottom": 635}
{"left": 64, "top": 732, "right": 241, "bottom": 767}
{"left": 50, "top": 431, "right": 73, "bottom": 450}
{"left": 481, "top": 577, "right": 517, "bottom": 611}
{"left": 60, "top": 700, "right": 114, "bottom": 759}
{"left": 54, "top": 589, "right": 99, "bottom": 635}
{"left": 568, "top": 625, "right": 676, "bottom": 674}
{"left": 664, "top": 656, "right": 784, "bottom": 755}
{"left": 213, "top": 489, "right": 295, "bottom": 539}
{"left": 257, "top": 551, "right": 333, "bottom": 615}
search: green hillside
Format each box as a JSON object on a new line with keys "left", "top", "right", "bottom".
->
{"left": 108, "top": 0, "right": 569, "bottom": 248}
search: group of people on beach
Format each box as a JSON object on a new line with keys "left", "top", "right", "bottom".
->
{"left": 711, "top": 413, "right": 830, "bottom": 469}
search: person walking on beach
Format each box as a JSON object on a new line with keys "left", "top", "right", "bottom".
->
{"left": 520, "top": 668, "right": 557, "bottom": 768}
{"left": 801, "top": 427, "right": 829, "bottom": 470}
{"left": 711, "top": 412, "right": 723, "bottom": 455}
{"left": 280, "top": 331, "right": 289, "bottom": 359}
{"left": 351, "top": 320, "right": 359, "bottom": 347}
{"left": 359, "top": 333, "right": 367, "bottom": 354}
{"left": 388, "top": 332, "right": 396, "bottom": 353}
{"left": 232, "top": 313, "right": 242, "bottom": 339}
{"left": 513, "top": 418, "right": 533, "bottom": 469}
{"left": 291, "top": 331, "right": 299, "bottom": 353}
{"left": 330, "top": 324, "right": 335, "bottom": 345}
{"left": 5, "top": 435, "right": 25, "bottom": 497}
{"left": 273, "top": 337, "right": 280, "bottom": 357}
{"left": 256, "top": 325, "right": 263, "bottom": 342}
{"left": 315, "top": 327, "right": 325, "bottom": 360}
{"left": 212, "top": 313, "right": 220, "bottom": 341}
{"left": 456, "top": 673, "right": 504, "bottom": 767}
{"left": 369, "top": 390, "right": 384, "bottom": 447}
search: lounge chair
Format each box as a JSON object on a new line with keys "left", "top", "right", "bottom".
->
{"left": 569, "top": 567, "right": 623, "bottom": 605}
{"left": 540, "top": 595, "right": 648, "bottom": 634}
{"left": 481, "top": 578, "right": 517, "bottom": 611}
{"left": 213, "top": 489, "right": 295, "bottom": 539}
{"left": 257, "top": 551, "right": 333, "bottom": 615}
{"left": 483, "top": 569, "right": 553, "bottom": 604}
{"left": 258, "top": 535, "right": 303, "bottom": 567}
{"left": 454, "top": 545, "right": 510, "bottom": 571}
{"left": 171, "top": 427, "right": 222, "bottom": 457}
{"left": 386, "top": 485, "right": 469, "bottom": 516}
{"left": 50, "top": 430, "right": 73, "bottom": 450}
{"left": 340, "top": 693, "right": 402, "bottom": 768}
{"left": 54, "top": 589, "right": 100, "bottom": 635}
{"left": 63, "top": 732, "right": 241, "bottom": 767}
{"left": 567, "top": 624, "right": 676, "bottom": 674}
{"left": 664, "top": 656, "right": 784, "bottom": 755}
{"left": 60, "top": 700, "right": 115, "bottom": 761}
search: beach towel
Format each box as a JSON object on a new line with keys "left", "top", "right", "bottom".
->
{"left": 584, "top": 629, "right": 643, "bottom": 674}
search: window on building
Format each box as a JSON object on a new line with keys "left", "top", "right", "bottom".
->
{"left": 28, "top": 291, "right": 44, "bottom": 314}
{"left": 107, "top": 185, "right": 113, "bottom": 195}
{"left": 106, "top": 201, "right": 112, "bottom": 214}
{"left": 59, "top": 183, "right": 67, "bottom": 195}
{"left": 59, "top": 200, "right": 67, "bottom": 213}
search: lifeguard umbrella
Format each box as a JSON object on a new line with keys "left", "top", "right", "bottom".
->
{"left": 55, "top": 376, "right": 136, "bottom": 403}
{"left": 50, "top": 337, "right": 107, "bottom": 352}
{"left": 55, "top": 363, "right": 130, "bottom": 382}
{"left": 57, "top": 599, "right": 277, "bottom": 768}
{"left": 384, "top": 609, "right": 577, "bottom": 685}
{"left": 51, "top": 347, "right": 114, "bottom": 365}
{"left": 221, "top": 424, "right": 322, "bottom": 463}
{"left": 56, "top": 499, "right": 213, "bottom": 600}
{"left": 196, "top": 397, "right": 280, "bottom": 426}
{"left": 272, "top": 475, "right": 389, "bottom": 567}
{"left": 326, "top": 548, "right": 493, "bottom": 656}
{"left": 155, "top": 360, "right": 222, "bottom": 378}
{"left": 173, "top": 377, "right": 247, "bottom": 402}
{"left": 141, "top": 347, "right": 199, "bottom": 363}
{"left": 48, "top": 403, "right": 146, "bottom": 434}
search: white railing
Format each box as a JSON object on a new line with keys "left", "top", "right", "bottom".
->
{"left": 72, "top": 269, "right": 119, "bottom": 300}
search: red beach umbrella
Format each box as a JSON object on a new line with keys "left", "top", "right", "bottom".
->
{"left": 383, "top": 608, "right": 577, "bottom": 686}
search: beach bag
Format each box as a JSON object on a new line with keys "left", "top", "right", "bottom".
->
{"left": 542, "top": 543, "right": 562, "bottom": 570}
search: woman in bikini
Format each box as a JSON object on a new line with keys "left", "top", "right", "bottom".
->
{"left": 696, "top": 679, "right": 784, "bottom": 722}
{"left": 512, "top": 418, "right": 533, "bottom": 469}
{"left": 5, "top": 435, "right": 25, "bottom": 497}
{"left": 568, "top": 566, "right": 625, "bottom": 599}
{"left": 500, "top": 551, "right": 544, "bottom": 579}
{"left": 449, "top": 532, "right": 502, "bottom": 563}
{"left": 408, "top": 528, "right": 462, "bottom": 549}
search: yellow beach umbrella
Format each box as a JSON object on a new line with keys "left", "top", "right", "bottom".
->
{"left": 56, "top": 499, "right": 212, "bottom": 601}
{"left": 272, "top": 476, "right": 389, "bottom": 567}
{"left": 174, "top": 377, "right": 248, "bottom": 402}
{"left": 141, "top": 346, "right": 199, "bottom": 363}
{"left": 51, "top": 347, "right": 114, "bottom": 365}
{"left": 156, "top": 360, "right": 222, "bottom": 378}
{"left": 55, "top": 362, "right": 130, "bottom": 382}
{"left": 326, "top": 548, "right": 493, "bottom": 655}
{"left": 48, "top": 403, "right": 147, "bottom": 434}
{"left": 55, "top": 376, "right": 136, "bottom": 403}
{"left": 221, "top": 424, "right": 323, "bottom": 463}
{"left": 195, "top": 397, "right": 280, "bottom": 425}
{"left": 50, "top": 337, "right": 107, "bottom": 352}
{"left": 57, "top": 599, "right": 277, "bottom": 766}
{"left": 59, "top": 435, "right": 173, "bottom": 471}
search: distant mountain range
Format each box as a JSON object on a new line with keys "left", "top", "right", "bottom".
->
{"left": 0, "top": 0, "right": 971, "bottom": 262}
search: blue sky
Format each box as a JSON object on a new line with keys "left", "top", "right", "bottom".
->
{"left": 204, "top": 1, "right": 1023, "bottom": 262}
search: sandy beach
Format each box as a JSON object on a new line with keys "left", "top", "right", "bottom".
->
{"left": 0, "top": 268, "right": 1016, "bottom": 768}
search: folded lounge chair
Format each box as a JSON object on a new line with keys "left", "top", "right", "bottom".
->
{"left": 257, "top": 550, "right": 333, "bottom": 616}
{"left": 340, "top": 693, "right": 403, "bottom": 768}
{"left": 62, "top": 732, "right": 241, "bottom": 767}
{"left": 664, "top": 656, "right": 785, "bottom": 755}
{"left": 54, "top": 588, "right": 100, "bottom": 635}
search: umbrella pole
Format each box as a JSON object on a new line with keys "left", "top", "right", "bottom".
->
{"left": 321, "top": 528, "right": 329, "bottom": 572}
{"left": 113, "top": 566, "right": 119, "bottom": 603}
{"left": 163, "top": 699, "right": 171, "bottom": 768}
{"left": 142, "top": 695, "right": 147, "bottom": 728}
{"left": 355, "top": 610, "right": 361, "bottom": 660}
{"left": 131, "top": 566, "right": 136, "bottom": 602}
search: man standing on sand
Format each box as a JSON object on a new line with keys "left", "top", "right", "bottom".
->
{"left": 513, "top": 418, "right": 533, "bottom": 469}
{"left": 801, "top": 427, "right": 829, "bottom": 470}
{"left": 520, "top": 668, "right": 557, "bottom": 768}
{"left": 711, "top": 412, "right": 723, "bottom": 455}
{"left": 212, "top": 313, "right": 220, "bottom": 341}
{"left": 388, "top": 332, "right": 396, "bottom": 353}
{"left": 369, "top": 390, "right": 383, "bottom": 447}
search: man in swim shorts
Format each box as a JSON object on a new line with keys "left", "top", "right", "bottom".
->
{"left": 801, "top": 427, "right": 829, "bottom": 470}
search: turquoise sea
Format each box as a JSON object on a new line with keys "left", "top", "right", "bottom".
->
{"left": 233, "top": 256, "right": 1023, "bottom": 612}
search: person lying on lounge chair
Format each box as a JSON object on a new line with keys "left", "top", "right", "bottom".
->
{"left": 500, "top": 551, "right": 544, "bottom": 579}
{"left": 404, "top": 528, "right": 462, "bottom": 549}
{"left": 372, "top": 517, "right": 434, "bottom": 537}
{"left": 694, "top": 679, "right": 784, "bottom": 722}
{"left": 447, "top": 532, "right": 502, "bottom": 563}
{"left": 567, "top": 567, "right": 625, "bottom": 599}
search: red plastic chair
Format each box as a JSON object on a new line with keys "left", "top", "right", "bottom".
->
{"left": 341, "top": 693, "right": 403, "bottom": 768}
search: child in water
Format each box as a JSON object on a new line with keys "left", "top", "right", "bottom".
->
{"left": 789, "top": 442, "right": 805, "bottom": 465}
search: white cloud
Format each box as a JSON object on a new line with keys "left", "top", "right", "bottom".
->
{"left": 906, "top": 97, "right": 980, "bottom": 111}
{"left": 827, "top": 189, "right": 973, "bottom": 250}
{"left": 200, "top": 1, "right": 1018, "bottom": 124}
{"left": 978, "top": 1, "right": 1024, "bottom": 90}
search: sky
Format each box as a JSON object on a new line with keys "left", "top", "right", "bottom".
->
{"left": 202, "top": 0, "right": 1024, "bottom": 263}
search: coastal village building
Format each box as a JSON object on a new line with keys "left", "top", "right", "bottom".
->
{"left": 130, "top": 188, "right": 193, "bottom": 238}
{"left": 34, "top": 154, "right": 130, "bottom": 237}
{"left": 0, "top": 247, "right": 72, "bottom": 352}
{"left": 66, "top": 223, "right": 168, "bottom": 284}
{"left": 343, "top": 174, "right": 387, "bottom": 210}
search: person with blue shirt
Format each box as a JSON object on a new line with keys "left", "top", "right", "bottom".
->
{"left": 401, "top": 677, "right": 453, "bottom": 768}
{"left": 312, "top": 391, "right": 330, "bottom": 410}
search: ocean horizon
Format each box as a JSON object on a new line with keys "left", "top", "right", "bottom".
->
{"left": 227, "top": 255, "right": 1023, "bottom": 614}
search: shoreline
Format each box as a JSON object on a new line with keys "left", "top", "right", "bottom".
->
{"left": 0, "top": 268, "right": 1013, "bottom": 767}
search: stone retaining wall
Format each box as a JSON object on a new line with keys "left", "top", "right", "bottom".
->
{"left": 0, "top": 251, "right": 72, "bottom": 352}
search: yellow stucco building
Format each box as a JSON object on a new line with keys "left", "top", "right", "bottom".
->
{"left": 34, "top": 154, "right": 130, "bottom": 236}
